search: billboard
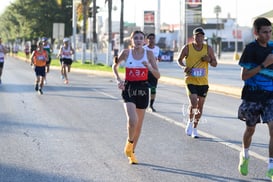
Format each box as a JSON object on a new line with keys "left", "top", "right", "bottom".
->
{"left": 144, "top": 11, "right": 155, "bottom": 26}
{"left": 185, "top": 0, "right": 202, "bottom": 42}
{"left": 185, "top": 0, "right": 202, "bottom": 25}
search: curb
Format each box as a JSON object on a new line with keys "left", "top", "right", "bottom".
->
{"left": 11, "top": 55, "right": 241, "bottom": 98}
{"left": 72, "top": 68, "right": 241, "bottom": 98}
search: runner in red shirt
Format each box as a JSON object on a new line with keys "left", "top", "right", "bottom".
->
{"left": 112, "top": 30, "right": 160, "bottom": 164}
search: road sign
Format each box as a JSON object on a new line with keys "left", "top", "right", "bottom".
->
{"left": 53, "top": 23, "right": 65, "bottom": 40}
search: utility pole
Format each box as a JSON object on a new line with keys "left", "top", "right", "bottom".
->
{"left": 214, "top": 5, "right": 221, "bottom": 59}
{"left": 156, "top": 0, "right": 160, "bottom": 35}
{"left": 234, "top": 0, "right": 240, "bottom": 61}
{"left": 179, "top": 0, "right": 183, "bottom": 48}
{"left": 72, "top": 0, "right": 79, "bottom": 61}
{"left": 119, "top": 0, "right": 124, "bottom": 52}
{"left": 106, "top": 0, "right": 112, "bottom": 66}
{"left": 82, "top": 0, "right": 87, "bottom": 64}
{"left": 92, "top": 0, "right": 98, "bottom": 64}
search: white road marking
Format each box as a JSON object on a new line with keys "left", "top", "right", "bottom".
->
{"left": 98, "top": 89, "right": 267, "bottom": 163}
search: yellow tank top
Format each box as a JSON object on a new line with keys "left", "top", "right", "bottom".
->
{"left": 185, "top": 43, "right": 209, "bottom": 85}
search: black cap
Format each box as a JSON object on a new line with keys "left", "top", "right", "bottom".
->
{"left": 193, "top": 27, "right": 205, "bottom": 35}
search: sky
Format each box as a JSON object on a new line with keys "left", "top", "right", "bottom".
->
{"left": 1, "top": 0, "right": 273, "bottom": 27}
{"left": 0, "top": 0, "right": 13, "bottom": 13}
{"left": 106, "top": 0, "right": 273, "bottom": 27}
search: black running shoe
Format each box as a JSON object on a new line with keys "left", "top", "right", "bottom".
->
{"left": 38, "top": 89, "right": 43, "bottom": 95}
{"left": 150, "top": 106, "right": 156, "bottom": 112}
{"left": 35, "top": 84, "right": 38, "bottom": 91}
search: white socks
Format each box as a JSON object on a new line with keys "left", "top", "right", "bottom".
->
{"left": 242, "top": 148, "right": 249, "bottom": 159}
{"left": 268, "top": 158, "right": 273, "bottom": 169}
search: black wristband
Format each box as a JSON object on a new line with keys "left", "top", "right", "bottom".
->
{"left": 260, "top": 63, "right": 265, "bottom": 69}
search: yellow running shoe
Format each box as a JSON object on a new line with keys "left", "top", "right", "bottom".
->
{"left": 128, "top": 153, "right": 138, "bottom": 164}
{"left": 266, "top": 168, "right": 273, "bottom": 180}
{"left": 238, "top": 152, "right": 249, "bottom": 176}
{"left": 124, "top": 141, "right": 133, "bottom": 157}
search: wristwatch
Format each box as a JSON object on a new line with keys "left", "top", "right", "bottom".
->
{"left": 260, "top": 63, "right": 265, "bottom": 69}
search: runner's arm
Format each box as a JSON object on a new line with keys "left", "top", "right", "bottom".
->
{"left": 112, "top": 49, "right": 128, "bottom": 82}
{"left": 241, "top": 54, "right": 273, "bottom": 80}
{"left": 177, "top": 45, "right": 191, "bottom": 73}
{"left": 207, "top": 45, "right": 217, "bottom": 67}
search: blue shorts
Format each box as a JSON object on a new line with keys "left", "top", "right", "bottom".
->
{"left": 238, "top": 99, "right": 273, "bottom": 126}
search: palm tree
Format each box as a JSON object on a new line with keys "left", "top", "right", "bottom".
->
{"left": 214, "top": 5, "right": 221, "bottom": 38}
{"left": 214, "top": 5, "right": 221, "bottom": 59}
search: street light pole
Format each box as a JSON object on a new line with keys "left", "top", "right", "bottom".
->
{"left": 82, "top": 0, "right": 87, "bottom": 64}
{"left": 214, "top": 5, "right": 221, "bottom": 59}
{"left": 120, "top": 0, "right": 124, "bottom": 52}
{"left": 92, "top": 0, "right": 98, "bottom": 65}
{"left": 179, "top": 0, "right": 183, "bottom": 48}
{"left": 156, "top": 0, "right": 160, "bottom": 35}
{"left": 184, "top": 0, "right": 188, "bottom": 45}
{"left": 234, "top": 0, "right": 240, "bottom": 61}
{"left": 72, "top": 0, "right": 79, "bottom": 61}
{"left": 106, "top": 0, "right": 112, "bottom": 66}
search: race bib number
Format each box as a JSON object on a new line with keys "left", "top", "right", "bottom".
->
{"left": 37, "top": 55, "right": 45, "bottom": 61}
{"left": 125, "top": 68, "right": 148, "bottom": 81}
{"left": 191, "top": 68, "right": 205, "bottom": 77}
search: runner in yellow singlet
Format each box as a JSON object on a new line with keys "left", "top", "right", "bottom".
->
{"left": 177, "top": 27, "right": 217, "bottom": 138}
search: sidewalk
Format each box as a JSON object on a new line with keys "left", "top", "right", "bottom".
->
{"left": 10, "top": 52, "right": 242, "bottom": 98}
{"left": 217, "top": 52, "right": 241, "bottom": 65}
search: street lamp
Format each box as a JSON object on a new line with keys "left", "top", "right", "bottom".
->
{"left": 72, "top": 0, "right": 81, "bottom": 61}
{"left": 214, "top": 5, "right": 221, "bottom": 59}
{"left": 81, "top": 0, "right": 89, "bottom": 64}
{"left": 214, "top": 5, "right": 221, "bottom": 37}
{"left": 106, "top": 0, "right": 112, "bottom": 66}
{"left": 90, "top": 0, "right": 99, "bottom": 65}
{"left": 120, "top": 0, "right": 124, "bottom": 52}
{"left": 233, "top": 0, "right": 240, "bottom": 61}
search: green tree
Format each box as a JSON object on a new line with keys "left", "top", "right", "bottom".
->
{"left": 0, "top": 0, "right": 74, "bottom": 42}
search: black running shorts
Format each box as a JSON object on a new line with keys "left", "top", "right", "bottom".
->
{"left": 122, "top": 81, "right": 149, "bottom": 109}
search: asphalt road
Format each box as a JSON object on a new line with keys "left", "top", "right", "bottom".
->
{"left": 0, "top": 56, "right": 271, "bottom": 182}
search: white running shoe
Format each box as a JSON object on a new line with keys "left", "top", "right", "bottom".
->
{"left": 185, "top": 121, "right": 193, "bottom": 136}
{"left": 191, "top": 128, "right": 198, "bottom": 138}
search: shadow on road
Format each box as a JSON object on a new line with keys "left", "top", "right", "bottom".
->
{"left": 0, "top": 163, "right": 89, "bottom": 182}
{"left": 139, "top": 163, "right": 265, "bottom": 182}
